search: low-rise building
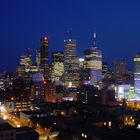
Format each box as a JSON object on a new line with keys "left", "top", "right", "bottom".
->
{"left": 0, "top": 118, "right": 16, "bottom": 140}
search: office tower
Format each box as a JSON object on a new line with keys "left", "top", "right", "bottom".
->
{"left": 83, "top": 32, "right": 102, "bottom": 86}
{"left": 51, "top": 52, "right": 64, "bottom": 85}
{"left": 79, "top": 58, "right": 85, "bottom": 84}
{"left": 36, "top": 48, "right": 40, "bottom": 66}
{"left": 17, "top": 48, "right": 32, "bottom": 76}
{"left": 52, "top": 52, "right": 64, "bottom": 63}
{"left": 80, "top": 85, "right": 99, "bottom": 104}
{"left": 79, "top": 58, "right": 84, "bottom": 68}
{"left": 102, "top": 62, "right": 114, "bottom": 86}
{"left": 46, "top": 81, "right": 56, "bottom": 102}
{"left": 64, "top": 39, "right": 80, "bottom": 88}
{"left": 30, "top": 65, "right": 38, "bottom": 74}
{"left": 134, "top": 53, "right": 140, "bottom": 97}
{"left": 31, "top": 73, "right": 46, "bottom": 100}
{"left": 113, "top": 60, "right": 127, "bottom": 83}
{"left": 40, "top": 36, "right": 49, "bottom": 79}
{"left": 20, "top": 49, "right": 32, "bottom": 71}
{"left": 102, "top": 62, "right": 111, "bottom": 79}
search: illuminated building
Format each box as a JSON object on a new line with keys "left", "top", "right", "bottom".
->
{"left": 62, "top": 92, "right": 77, "bottom": 101}
{"left": 20, "top": 55, "right": 32, "bottom": 68}
{"left": 16, "top": 65, "right": 25, "bottom": 76}
{"left": 17, "top": 48, "right": 32, "bottom": 76}
{"left": 115, "top": 84, "right": 140, "bottom": 102}
{"left": 20, "top": 111, "right": 48, "bottom": 122}
{"left": 64, "top": 39, "right": 80, "bottom": 88}
{"left": 115, "top": 84, "right": 131, "bottom": 99}
{"left": 51, "top": 52, "right": 64, "bottom": 85}
{"left": 4, "top": 72, "right": 15, "bottom": 91}
{"left": 113, "top": 60, "right": 127, "bottom": 83}
{"left": 4, "top": 100, "right": 32, "bottom": 112}
{"left": 20, "top": 48, "right": 32, "bottom": 72}
{"left": 79, "top": 58, "right": 84, "bottom": 68}
{"left": 29, "top": 65, "right": 38, "bottom": 74}
{"left": 40, "top": 36, "right": 49, "bottom": 79}
{"left": 31, "top": 73, "right": 46, "bottom": 100}
{"left": 14, "top": 100, "right": 32, "bottom": 112}
{"left": 83, "top": 32, "right": 102, "bottom": 86}
{"left": 102, "top": 62, "right": 112, "bottom": 79}
{"left": 35, "top": 48, "right": 40, "bottom": 67}
{"left": 0, "top": 77, "right": 5, "bottom": 91}
{"left": 52, "top": 51, "right": 64, "bottom": 62}
{"left": 134, "top": 53, "right": 140, "bottom": 97}
{"left": 102, "top": 62, "right": 114, "bottom": 86}
{"left": 48, "top": 64, "right": 52, "bottom": 81}
{"left": 46, "top": 81, "right": 56, "bottom": 102}
{"left": 79, "top": 58, "right": 85, "bottom": 84}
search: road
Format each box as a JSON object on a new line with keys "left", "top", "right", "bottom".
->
{"left": 0, "top": 111, "right": 59, "bottom": 140}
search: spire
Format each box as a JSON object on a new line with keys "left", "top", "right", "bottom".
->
{"left": 27, "top": 48, "right": 31, "bottom": 56}
{"left": 93, "top": 32, "right": 97, "bottom": 48}
{"left": 67, "top": 28, "right": 72, "bottom": 39}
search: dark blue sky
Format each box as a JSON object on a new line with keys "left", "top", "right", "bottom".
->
{"left": 1, "top": 0, "right": 140, "bottom": 71}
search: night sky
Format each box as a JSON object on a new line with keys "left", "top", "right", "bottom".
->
{"left": 1, "top": 0, "right": 140, "bottom": 71}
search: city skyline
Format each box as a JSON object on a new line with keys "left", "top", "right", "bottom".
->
{"left": 2, "top": 1, "right": 140, "bottom": 140}
{"left": 1, "top": 0, "right": 140, "bottom": 71}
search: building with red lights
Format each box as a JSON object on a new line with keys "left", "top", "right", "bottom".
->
{"left": 40, "top": 36, "right": 49, "bottom": 80}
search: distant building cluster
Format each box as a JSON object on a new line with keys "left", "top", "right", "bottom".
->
{"left": 16, "top": 33, "right": 102, "bottom": 86}
{"left": 14, "top": 33, "right": 103, "bottom": 103}
{"left": 0, "top": 32, "right": 140, "bottom": 104}
{"left": 1, "top": 33, "right": 140, "bottom": 140}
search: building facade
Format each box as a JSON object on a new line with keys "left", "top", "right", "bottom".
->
{"left": 134, "top": 53, "right": 140, "bottom": 97}
{"left": 113, "top": 60, "right": 127, "bottom": 83}
{"left": 36, "top": 48, "right": 40, "bottom": 67}
{"left": 31, "top": 73, "right": 46, "bottom": 100}
{"left": 102, "top": 62, "right": 111, "bottom": 79}
{"left": 83, "top": 33, "right": 102, "bottom": 87}
{"left": 51, "top": 52, "right": 64, "bottom": 85}
{"left": 17, "top": 48, "right": 32, "bottom": 76}
{"left": 40, "top": 36, "right": 49, "bottom": 79}
{"left": 64, "top": 39, "right": 80, "bottom": 88}
{"left": 0, "top": 118, "right": 16, "bottom": 140}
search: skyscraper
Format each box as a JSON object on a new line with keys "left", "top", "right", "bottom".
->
{"left": 79, "top": 58, "right": 85, "bottom": 84}
{"left": 36, "top": 48, "right": 40, "bottom": 67}
{"left": 17, "top": 48, "right": 32, "bottom": 76}
{"left": 40, "top": 36, "right": 49, "bottom": 79}
{"left": 31, "top": 73, "right": 46, "bottom": 100}
{"left": 134, "top": 53, "right": 140, "bottom": 97}
{"left": 102, "top": 62, "right": 111, "bottom": 79}
{"left": 113, "top": 60, "right": 127, "bottom": 83}
{"left": 83, "top": 33, "right": 102, "bottom": 86}
{"left": 52, "top": 52, "right": 64, "bottom": 63}
{"left": 64, "top": 39, "right": 80, "bottom": 88}
{"left": 20, "top": 48, "right": 32, "bottom": 69}
{"left": 51, "top": 52, "right": 64, "bottom": 85}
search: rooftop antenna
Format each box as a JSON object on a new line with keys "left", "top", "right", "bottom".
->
{"left": 67, "top": 28, "right": 72, "bottom": 39}
{"left": 93, "top": 31, "right": 97, "bottom": 48}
